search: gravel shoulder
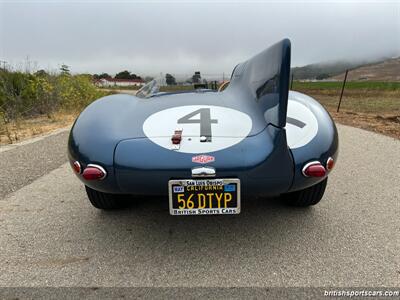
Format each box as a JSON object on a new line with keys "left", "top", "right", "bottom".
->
{"left": 0, "top": 128, "right": 70, "bottom": 198}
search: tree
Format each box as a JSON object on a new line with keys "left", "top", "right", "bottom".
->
{"left": 115, "top": 70, "right": 131, "bottom": 79}
{"left": 35, "top": 69, "right": 48, "bottom": 77}
{"left": 130, "top": 73, "right": 142, "bottom": 80}
{"left": 165, "top": 73, "right": 176, "bottom": 85}
{"left": 114, "top": 71, "right": 142, "bottom": 80}
{"left": 98, "top": 73, "right": 111, "bottom": 79}
{"left": 60, "top": 64, "right": 70, "bottom": 75}
{"left": 192, "top": 71, "right": 201, "bottom": 83}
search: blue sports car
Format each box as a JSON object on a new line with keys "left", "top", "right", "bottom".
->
{"left": 68, "top": 39, "right": 338, "bottom": 214}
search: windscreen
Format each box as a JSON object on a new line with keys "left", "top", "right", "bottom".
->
{"left": 136, "top": 79, "right": 160, "bottom": 98}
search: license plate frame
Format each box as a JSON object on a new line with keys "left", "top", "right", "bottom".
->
{"left": 168, "top": 178, "right": 241, "bottom": 216}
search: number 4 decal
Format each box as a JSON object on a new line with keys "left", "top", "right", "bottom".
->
{"left": 178, "top": 108, "right": 218, "bottom": 142}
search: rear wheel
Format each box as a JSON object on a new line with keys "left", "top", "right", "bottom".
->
{"left": 282, "top": 178, "right": 328, "bottom": 207}
{"left": 85, "top": 186, "right": 129, "bottom": 210}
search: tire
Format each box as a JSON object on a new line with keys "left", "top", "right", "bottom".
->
{"left": 85, "top": 186, "right": 129, "bottom": 210}
{"left": 282, "top": 178, "right": 328, "bottom": 207}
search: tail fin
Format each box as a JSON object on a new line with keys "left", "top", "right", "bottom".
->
{"left": 227, "top": 39, "right": 291, "bottom": 128}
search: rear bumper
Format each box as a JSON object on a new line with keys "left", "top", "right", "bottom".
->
{"left": 115, "top": 171, "right": 291, "bottom": 197}
{"left": 113, "top": 126, "right": 293, "bottom": 196}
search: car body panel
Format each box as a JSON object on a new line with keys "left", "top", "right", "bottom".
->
{"left": 114, "top": 125, "right": 293, "bottom": 196}
{"left": 68, "top": 39, "right": 338, "bottom": 198}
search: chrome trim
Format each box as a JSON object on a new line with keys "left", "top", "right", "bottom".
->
{"left": 73, "top": 161, "right": 82, "bottom": 174}
{"left": 191, "top": 166, "right": 216, "bottom": 178}
{"left": 86, "top": 164, "right": 107, "bottom": 180}
{"left": 171, "top": 144, "right": 180, "bottom": 150}
{"left": 326, "top": 157, "right": 334, "bottom": 171}
{"left": 302, "top": 161, "right": 322, "bottom": 177}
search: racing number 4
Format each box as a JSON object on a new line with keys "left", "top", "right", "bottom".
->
{"left": 178, "top": 108, "right": 218, "bottom": 142}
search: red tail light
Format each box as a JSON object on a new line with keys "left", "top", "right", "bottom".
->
{"left": 326, "top": 157, "right": 335, "bottom": 171}
{"left": 82, "top": 164, "right": 107, "bottom": 180}
{"left": 171, "top": 129, "right": 183, "bottom": 145}
{"left": 72, "top": 161, "right": 81, "bottom": 174}
{"left": 302, "top": 161, "right": 326, "bottom": 177}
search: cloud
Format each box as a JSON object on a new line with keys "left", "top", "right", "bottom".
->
{"left": 1, "top": 1, "right": 399, "bottom": 76}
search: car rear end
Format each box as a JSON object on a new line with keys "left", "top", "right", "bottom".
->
{"left": 113, "top": 125, "right": 293, "bottom": 215}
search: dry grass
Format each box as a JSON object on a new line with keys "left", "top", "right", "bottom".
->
{"left": 329, "top": 110, "right": 400, "bottom": 139}
{"left": 0, "top": 112, "right": 77, "bottom": 145}
{"left": 296, "top": 88, "right": 400, "bottom": 139}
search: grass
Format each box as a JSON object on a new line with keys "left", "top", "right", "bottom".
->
{"left": 98, "top": 85, "right": 141, "bottom": 90}
{"left": 292, "top": 81, "right": 400, "bottom": 115}
{"left": 160, "top": 85, "right": 194, "bottom": 92}
{"left": 292, "top": 82, "right": 400, "bottom": 138}
{"left": 292, "top": 81, "right": 400, "bottom": 90}
{"left": 299, "top": 90, "right": 400, "bottom": 114}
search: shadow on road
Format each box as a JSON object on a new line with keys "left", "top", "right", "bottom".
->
{"left": 82, "top": 196, "right": 322, "bottom": 260}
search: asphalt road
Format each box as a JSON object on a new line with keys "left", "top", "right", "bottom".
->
{"left": 0, "top": 125, "right": 399, "bottom": 292}
{"left": 0, "top": 128, "right": 70, "bottom": 198}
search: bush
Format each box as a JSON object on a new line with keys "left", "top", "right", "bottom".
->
{"left": 0, "top": 70, "right": 108, "bottom": 123}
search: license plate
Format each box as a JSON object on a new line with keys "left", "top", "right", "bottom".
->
{"left": 168, "top": 178, "right": 240, "bottom": 215}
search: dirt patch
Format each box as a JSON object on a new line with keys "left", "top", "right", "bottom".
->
{"left": 297, "top": 88, "right": 400, "bottom": 139}
{"left": 329, "top": 110, "right": 400, "bottom": 139}
{"left": 0, "top": 112, "right": 76, "bottom": 145}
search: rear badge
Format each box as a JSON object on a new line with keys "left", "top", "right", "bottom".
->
{"left": 192, "top": 155, "right": 215, "bottom": 164}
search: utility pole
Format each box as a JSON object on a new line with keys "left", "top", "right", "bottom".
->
{"left": 0, "top": 60, "right": 7, "bottom": 70}
{"left": 337, "top": 69, "right": 349, "bottom": 113}
{"left": 290, "top": 73, "right": 294, "bottom": 90}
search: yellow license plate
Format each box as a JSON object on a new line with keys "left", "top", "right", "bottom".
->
{"left": 168, "top": 178, "right": 240, "bottom": 215}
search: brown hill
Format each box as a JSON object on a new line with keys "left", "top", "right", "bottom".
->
{"left": 330, "top": 58, "right": 400, "bottom": 81}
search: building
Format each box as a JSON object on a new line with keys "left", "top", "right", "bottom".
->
{"left": 95, "top": 78, "right": 145, "bottom": 88}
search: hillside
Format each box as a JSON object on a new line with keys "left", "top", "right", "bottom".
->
{"left": 291, "top": 57, "right": 400, "bottom": 81}
{"left": 291, "top": 61, "right": 367, "bottom": 80}
{"left": 330, "top": 58, "right": 400, "bottom": 81}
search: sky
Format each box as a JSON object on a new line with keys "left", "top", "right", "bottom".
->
{"left": 0, "top": 0, "right": 399, "bottom": 78}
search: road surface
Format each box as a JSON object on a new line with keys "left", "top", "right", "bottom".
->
{"left": 0, "top": 125, "right": 399, "bottom": 294}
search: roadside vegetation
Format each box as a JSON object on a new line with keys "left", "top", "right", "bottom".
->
{"left": 292, "top": 81, "right": 400, "bottom": 113}
{"left": 0, "top": 65, "right": 399, "bottom": 144}
{"left": 0, "top": 67, "right": 109, "bottom": 143}
{"left": 292, "top": 81, "right": 400, "bottom": 138}
{"left": 293, "top": 81, "right": 400, "bottom": 91}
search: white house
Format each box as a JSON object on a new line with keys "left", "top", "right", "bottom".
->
{"left": 95, "top": 78, "right": 145, "bottom": 87}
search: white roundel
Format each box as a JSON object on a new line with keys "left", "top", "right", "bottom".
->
{"left": 143, "top": 105, "right": 252, "bottom": 153}
{"left": 286, "top": 100, "right": 318, "bottom": 149}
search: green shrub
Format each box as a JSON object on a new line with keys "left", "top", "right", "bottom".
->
{"left": 0, "top": 70, "right": 108, "bottom": 123}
